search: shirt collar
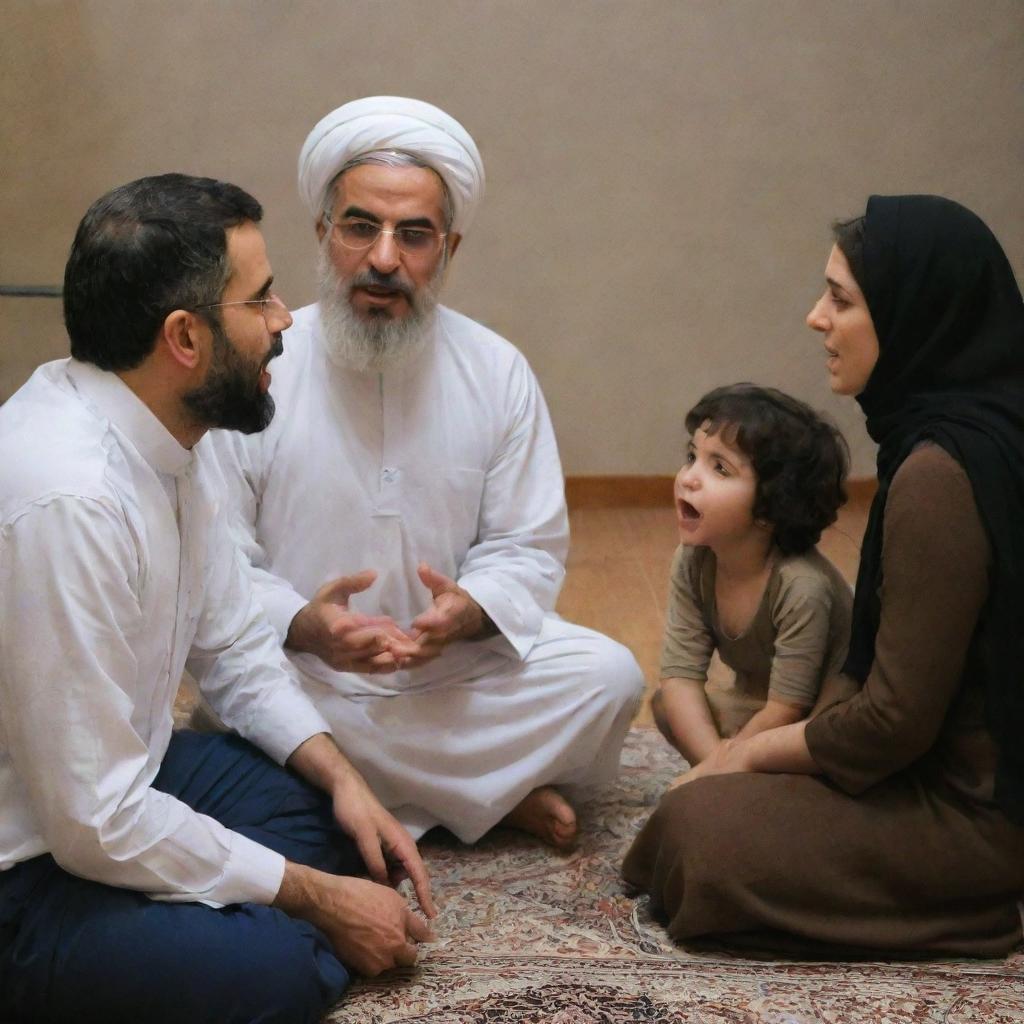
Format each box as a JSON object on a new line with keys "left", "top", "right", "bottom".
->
{"left": 66, "top": 359, "right": 192, "bottom": 478}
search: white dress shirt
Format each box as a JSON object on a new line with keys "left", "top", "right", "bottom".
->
{"left": 0, "top": 359, "right": 331, "bottom": 905}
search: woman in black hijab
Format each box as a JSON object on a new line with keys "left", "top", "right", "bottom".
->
{"left": 623, "top": 195, "right": 1024, "bottom": 956}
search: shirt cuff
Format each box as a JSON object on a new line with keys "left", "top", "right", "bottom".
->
{"left": 803, "top": 708, "right": 868, "bottom": 795}
{"left": 458, "top": 575, "right": 541, "bottom": 661}
{"left": 477, "top": 630, "right": 521, "bottom": 660}
{"left": 149, "top": 831, "right": 287, "bottom": 909}
{"left": 257, "top": 584, "right": 310, "bottom": 643}
{"left": 242, "top": 690, "right": 333, "bottom": 766}
{"left": 199, "top": 831, "right": 286, "bottom": 908}
{"left": 766, "top": 686, "right": 816, "bottom": 708}
{"left": 659, "top": 667, "right": 709, "bottom": 682}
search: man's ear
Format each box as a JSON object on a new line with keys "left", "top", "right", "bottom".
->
{"left": 447, "top": 232, "right": 463, "bottom": 260}
{"left": 315, "top": 217, "right": 327, "bottom": 244}
{"left": 161, "top": 309, "right": 205, "bottom": 371}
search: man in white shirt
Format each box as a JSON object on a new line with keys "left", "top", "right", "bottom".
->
{"left": 0, "top": 174, "right": 435, "bottom": 1024}
{"left": 203, "top": 97, "right": 644, "bottom": 850}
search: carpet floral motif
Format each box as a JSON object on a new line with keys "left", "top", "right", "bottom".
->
{"left": 325, "top": 727, "right": 1024, "bottom": 1023}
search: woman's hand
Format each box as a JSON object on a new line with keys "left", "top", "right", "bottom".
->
{"left": 670, "top": 737, "right": 752, "bottom": 788}
{"left": 670, "top": 720, "right": 818, "bottom": 789}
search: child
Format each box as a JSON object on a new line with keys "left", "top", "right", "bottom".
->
{"left": 652, "top": 383, "right": 853, "bottom": 765}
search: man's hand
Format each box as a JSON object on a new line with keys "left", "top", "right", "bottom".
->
{"left": 287, "top": 734, "right": 436, "bottom": 918}
{"left": 286, "top": 570, "right": 408, "bottom": 673}
{"left": 392, "top": 563, "right": 494, "bottom": 668}
{"left": 273, "top": 864, "right": 436, "bottom": 976}
{"left": 331, "top": 769, "right": 437, "bottom": 919}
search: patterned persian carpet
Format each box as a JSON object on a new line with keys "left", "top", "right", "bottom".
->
{"left": 325, "top": 727, "right": 1024, "bottom": 1023}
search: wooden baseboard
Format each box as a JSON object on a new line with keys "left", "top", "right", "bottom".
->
{"left": 565, "top": 475, "right": 877, "bottom": 510}
{"left": 565, "top": 476, "right": 674, "bottom": 509}
{"left": 845, "top": 477, "right": 878, "bottom": 503}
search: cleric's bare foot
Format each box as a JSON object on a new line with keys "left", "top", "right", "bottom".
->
{"left": 501, "top": 786, "right": 578, "bottom": 849}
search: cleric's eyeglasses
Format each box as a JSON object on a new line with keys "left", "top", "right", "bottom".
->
{"left": 323, "top": 214, "right": 446, "bottom": 257}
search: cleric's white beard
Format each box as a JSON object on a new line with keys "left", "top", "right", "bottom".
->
{"left": 316, "top": 247, "right": 441, "bottom": 373}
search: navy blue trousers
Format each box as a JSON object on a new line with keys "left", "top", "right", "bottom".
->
{"left": 0, "top": 731, "right": 365, "bottom": 1024}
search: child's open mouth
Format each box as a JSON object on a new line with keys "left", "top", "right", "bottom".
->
{"left": 677, "top": 500, "right": 702, "bottom": 533}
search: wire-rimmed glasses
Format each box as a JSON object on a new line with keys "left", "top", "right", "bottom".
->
{"left": 196, "top": 293, "right": 289, "bottom": 327}
{"left": 323, "top": 214, "right": 446, "bottom": 257}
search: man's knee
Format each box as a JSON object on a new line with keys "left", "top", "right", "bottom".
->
{"left": 223, "top": 911, "right": 349, "bottom": 1024}
{"left": 580, "top": 633, "right": 645, "bottom": 712}
{"left": 36, "top": 896, "right": 348, "bottom": 1024}
{"left": 159, "top": 907, "right": 349, "bottom": 1024}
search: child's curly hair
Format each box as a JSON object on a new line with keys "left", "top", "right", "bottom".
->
{"left": 685, "top": 384, "right": 849, "bottom": 555}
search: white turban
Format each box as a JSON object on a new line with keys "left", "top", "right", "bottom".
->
{"left": 297, "top": 96, "right": 485, "bottom": 235}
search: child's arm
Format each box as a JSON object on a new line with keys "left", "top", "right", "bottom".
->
{"left": 658, "top": 546, "right": 718, "bottom": 762}
{"left": 672, "top": 718, "right": 819, "bottom": 789}
{"left": 655, "top": 677, "right": 722, "bottom": 764}
{"left": 763, "top": 570, "right": 843, "bottom": 736}
{"left": 732, "top": 697, "right": 808, "bottom": 742}
{"left": 671, "top": 565, "right": 847, "bottom": 787}
{"left": 668, "top": 698, "right": 808, "bottom": 788}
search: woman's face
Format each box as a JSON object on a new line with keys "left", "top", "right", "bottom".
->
{"left": 806, "top": 245, "right": 880, "bottom": 396}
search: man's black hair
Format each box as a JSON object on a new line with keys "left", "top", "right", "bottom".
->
{"left": 63, "top": 173, "right": 262, "bottom": 371}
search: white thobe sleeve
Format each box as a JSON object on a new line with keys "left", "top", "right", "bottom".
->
{"left": 0, "top": 497, "right": 283, "bottom": 907}
{"left": 201, "top": 430, "right": 309, "bottom": 641}
{"left": 185, "top": 498, "right": 331, "bottom": 765}
{"left": 456, "top": 357, "right": 569, "bottom": 660}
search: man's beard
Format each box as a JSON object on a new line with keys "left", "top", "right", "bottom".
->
{"left": 183, "top": 319, "right": 283, "bottom": 434}
{"left": 316, "top": 245, "right": 442, "bottom": 373}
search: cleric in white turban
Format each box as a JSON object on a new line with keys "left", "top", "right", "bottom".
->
{"left": 202, "top": 95, "right": 643, "bottom": 850}
{"left": 297, "top": 95, "right": 485, "bottom": 234}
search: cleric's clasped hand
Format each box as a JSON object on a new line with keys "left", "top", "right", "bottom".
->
{"left": 288, "top": 563, "right": 493, "bottom": 674}
{"left": 383, "top": 563, "right": 490, "bottom": 668}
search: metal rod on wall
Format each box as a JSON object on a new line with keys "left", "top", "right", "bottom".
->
{"left": 0, "top": 285, "right": 63, "bottom": 298}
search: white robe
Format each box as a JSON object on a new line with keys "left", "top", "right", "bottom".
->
{"left": 201, "top": 303, "right": 643, "bottom": 842}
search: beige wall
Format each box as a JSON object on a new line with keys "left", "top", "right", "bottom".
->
{"left": 2, "top": 0, "right": 1021, "bottom": 475}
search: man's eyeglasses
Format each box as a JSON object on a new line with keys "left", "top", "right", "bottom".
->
{"left": 323, "top": 215, "right": 446, "bottom": 257}
{"left": 196, "top": 293, "right": 288, "bottom": 326}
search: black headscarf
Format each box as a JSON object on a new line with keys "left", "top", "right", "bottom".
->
{"left": 843, "top": 195, "right": 1024, "bottom": 822}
